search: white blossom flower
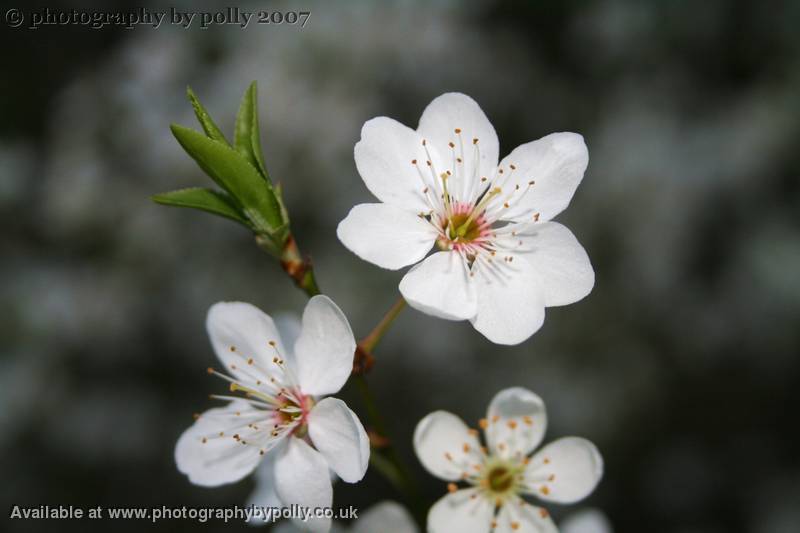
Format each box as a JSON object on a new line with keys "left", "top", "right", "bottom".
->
{"left": 338, "top": 93, "right": 594, "bottom": 345}
{"left": 272, "top": 501, "right": 418, "bottom": 533}
{"left": 414, "top": 387, "right": 603, "bottom": 533}
{"left": 561, "top": 509, "right": 612, "bottom": 533}
{"left": 175, "top": 295, "right": 369, "bottom": 533}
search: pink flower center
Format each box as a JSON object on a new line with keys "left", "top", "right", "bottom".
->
{"left": 274, "top": 389, "right": 314, "bottom": 436}
{"left": 437, "top": 201, "right": 492, "bottom": 252}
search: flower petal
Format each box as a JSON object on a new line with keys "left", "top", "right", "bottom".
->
{"left": 308, "top": 397, "right": 369, "bottom": 483}
{"left": 561, "top": 509, "right": 613, "bottom": 533}
{"left": 417, "top": 93, "right": 499, "bottom": 202}
{"left": 494, "top": 499, "right": 557, "bottom": 533}
{"left": 399, "top": 251, "right": 477, "bottom": 320}
{"left": 206, "top": 302, "right": 288, "bottom": 383}
{"left": 246, "top": 451, "right": 283, "bottom": 526}
{"left": 413, "top": 411, "right": 484, "bottom": 481}
{"left": 518, "top": 222, "right": 594, "bottom": 307}
{"left": 427, "top": 488, "right": 494, "bottom": 533}
{"left": 351, "top": 501, "right": 419, "bottom": 533}
{"left": 337, "top": 203, "right": 437, "bottom": 270}
{"left": 355, "top": 117, "right": 445, "bottom": 212}
{"left": 496, "top": 133, "right": 588, "bottom": 223}
{"left": 174, "top": 401, "right": 267, "bottom": 487}
{"left": 524, "top": 437, "right": 604, "bottom": 504}
{"left": 485, "top": 387, "right": 547, "bottom": 459}
{"left": 470, "top": 256, "right": 545, "bottom": 345}
{"left": 274, "top": 437, "right": 333, "bottom": 533}
{"left": 294, "top": 295, "right": 356, "bottom": 396}
{"left": 274, "top": 313, "right": 302, "bottom": 355}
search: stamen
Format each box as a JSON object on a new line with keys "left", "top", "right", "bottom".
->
{"left": 439, "top": 172, "right": 454, "bottom": 216}
{"left": 454, "top": 188, "right": 501, "bottom": 237}
{"left": 420, "top": 139, "right": 450, "bottom": 214}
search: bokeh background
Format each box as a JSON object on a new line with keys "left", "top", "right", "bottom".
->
{"left": 2, "top": 1, "right": 799, "bottom": 532}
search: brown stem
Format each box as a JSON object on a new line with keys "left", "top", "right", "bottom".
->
{"left": 352, "top": 345, "right": 376, "bottom": 374}
{"left": 353, "top": 297, "right": 406, "bottom": 375}
{"left": 278, "top": 234, "right": 320, "bottom": 297}
{"left": 359, "top": 297, "right": 407, "bottom": 352}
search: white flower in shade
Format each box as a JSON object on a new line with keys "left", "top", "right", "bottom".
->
{"left": 273, "top": 501, "right": 419, "bottom": 533}
{"left": 175, "top": 295, "right": 369, "bottom": 533}
{"left": 337, "top": 93, "right": 594, "bottom": 345}
{"left": 561, "top": 509, "right": 612, "bottom": 533}
{"left": 414, "top": 387, "right": 603, "bottom": 533}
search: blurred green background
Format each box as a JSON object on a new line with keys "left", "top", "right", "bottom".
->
{"left": 2, "top": 1, "right": 799, "bottom": 532}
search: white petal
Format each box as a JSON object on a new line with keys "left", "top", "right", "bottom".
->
{"left": 351, "top": 501, "right": 419, "bottom": 533}
{"left": 294, "top": 295, "right": 356, "bottom": 396}
{"left": 413, "top": 411, "right": 484, "bottom": 481}
{"left": 174, "top": 402, "right": 267, "bottom": 487}
{"left": 206, "top": 302, "right": 288, "bottom": 383}
{"left": 497, "top": 133, "right": 588, "bottom": 222}
{"left": 494, "top": 499, "right": 557, "bottom": 533}
{"left": 485, "top": 387, "right": 547, "bottom": 459}
{"left": 274, "top": 313, "right": 302, "bottom": 354}
{"left": 519, "top": 222, "right": 594, "bottom": 307}
{"left": 355, "top": 116, "right": 444, "bottom": 212}
{"left": 561, "top": 509, "right": 613, "bottom": 533}
{"left": 417, "top": 93, "right": 499, "bottom": 202}
{"left": 427, "top": 488, "right": 494, "bottom": 533}
{"left": 470, "top": 256, "right": 545, "bottom": 345}
{"left": 274, "top": 437, "right": 333, "bottom": 533}
{"left": 525, "top": 437, "right": 604, "bottom": 504}
{"left": 399, "top": 251, "right": 477, "bottom": 320}
{"left": 246, "top": 451, "right": 283, "bottom": 526}
{"left": 337, "top": 203, "right": 437, "bottom": 270}
{"left": 308, "top": 397, "right": 369, "bottom": 483}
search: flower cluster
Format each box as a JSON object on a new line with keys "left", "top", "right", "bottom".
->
{"left": 165, "top": 87, "right": 603, "bottom": 532}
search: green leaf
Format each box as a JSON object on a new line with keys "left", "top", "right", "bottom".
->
{"left": 234, "top": 81, "right": 269, "bottom": 179}
{"left": 273, "top": 182, "right": 291, "bottom": 226}
{"left": 186, "top": 87, "right": 229, "bottom": 145}
{"left": 254, "top": 233, "right": 282, "bottom": 257}
{"left": 152, "top": 187, "right": 251, "bottom": 226}
{"left": 266, "top": 222, "right": 290, "bottom": 247}
{"left": 170, "top": 124, "right": 284, "bottom": 233}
